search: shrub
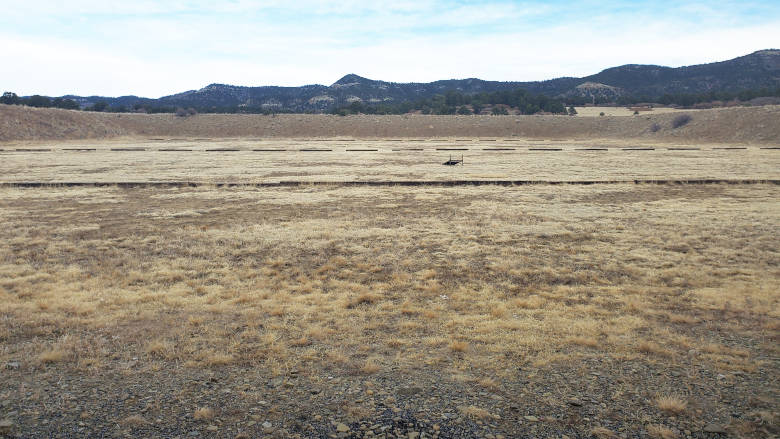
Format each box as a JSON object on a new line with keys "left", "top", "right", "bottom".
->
{"left": 671, "top": 114, "right": 692, "bottom": 129}
{"left": 650, "top": 123, "right": 661, "bottom": 133}
{"left": 599, "top": 112, "right": 605, "bottom": 116}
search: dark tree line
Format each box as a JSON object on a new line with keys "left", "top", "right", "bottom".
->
{"left": 4, "top": 84, "right": 780, "bottom": 114}
{"left": 330, "top": 88, "right": 567, "bottom": 115}
{"left": 1, "top": 92, "right": 79, "bottom": 110}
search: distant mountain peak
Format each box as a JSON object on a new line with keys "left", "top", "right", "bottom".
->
{"left": 332, "top": 74, "right": 373, "bottom": 87}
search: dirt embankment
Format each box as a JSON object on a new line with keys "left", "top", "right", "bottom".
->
{"left": 1, "top": 104, "right": 778, "bottom": 144}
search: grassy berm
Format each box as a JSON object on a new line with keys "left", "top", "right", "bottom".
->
{"left": 0, "top": 184, "right": 778, "bottom": 438}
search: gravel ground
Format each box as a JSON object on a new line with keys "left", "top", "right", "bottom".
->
{"left": 2, "top": 350, "right": 777, "bottom": 438}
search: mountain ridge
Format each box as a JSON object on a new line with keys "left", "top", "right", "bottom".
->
{"left": 18, "top": 50, "right": 780, "bottom": 112}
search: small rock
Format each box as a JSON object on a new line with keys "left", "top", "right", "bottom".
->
{"left": 5, "top": 362, "right": 19, "bottom": 370}
{"left": 262, "top": 421, "right": 272, "bottom": 429}
{"left": 703, "top": 424, "right": 727, "bottom": 434}
{"left": 568, "top": 399, "right": 583, "bottom": 407}
{"left": 523, "top": 415, "right": 538, "bottom": 422}
{"left": 0, "top": 419, "right": 13, "bottom": 434}
{"left": 398, "top": 387, "right": 423, "bottom": 396}
{"left": 336, "top": 422, "right": 350, "bottom": 433}
{"left": 206, "top": 425, "right": 218, "bottom": 432}
{"left": 408, "top": 432, "right": 420, "bottom": 439}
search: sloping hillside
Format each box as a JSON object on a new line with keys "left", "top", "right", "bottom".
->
{"left": 1, "top": 103, "right": 778, "bottom": 145}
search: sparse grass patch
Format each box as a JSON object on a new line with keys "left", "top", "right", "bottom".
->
{"left": 459, "top": 405, "right": 493, "bottom": 420}
{"left": 647, "top": 424, "right": 678, "bottom": 439}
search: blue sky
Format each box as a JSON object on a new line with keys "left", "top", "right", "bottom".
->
{"left": 1, "top": 0, "right": 778, "bottom": 97}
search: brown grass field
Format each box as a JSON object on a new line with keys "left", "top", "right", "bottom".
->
{"left": 0, "top": 108, "right": 779, "bottom": 438}
{"left": 0, "top": 139, "right": 778, "bottom": 183}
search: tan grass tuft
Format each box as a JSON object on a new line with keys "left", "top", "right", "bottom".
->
{"left": 477, "top": 377, "right": 498, "bottom": 391}
{"left": 346, "top": 292, "right": 379, "bottom": 308}
{"left": 449, "top": 341, "right": 468, "bottom": 353}
{"left": 204, "top": 353, "right": 235, "bottom": 367}
{"left": 568, "top": 336, "right": 599, "bottom": 348}
{"left": 656, "top": 395, "right": 687, "bottom": 414}
{"left": 145, "top": 340, "right": 171, "bottom": 357}
{"left": 514, "top": 295, "right": 544, "bottom": 309}
{"left": 360, "top": 359, "right": 380, "bottom": 374}
{"left": 39, "top": 349, "right": 68, "bottom": 364}
{"left": 638, "top": 341, "right": 672, "bottom": 357}
{"left": 290, "top": 337, "right": 311, "bottom": 347}
{"left": 490, "top": 305, "right": 507, "bottom": 318}
{"left": 667, "top": 313, "right": 697, "bottom": 324}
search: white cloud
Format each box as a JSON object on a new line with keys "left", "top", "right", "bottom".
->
{"left": 2, "top": 1, "right": 778, "bottom": 97}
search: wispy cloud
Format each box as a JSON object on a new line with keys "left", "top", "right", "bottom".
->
{"left": 2, "top": 0, "right": 778, "bottom": 97}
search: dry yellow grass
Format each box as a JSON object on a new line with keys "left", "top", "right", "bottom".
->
{"left": 0, "top": 181, "right": 777, "bottom": 437}
{"left": 0, "top": 184, "right": 776, "bottom": 377}
{"left": 1, "top": 139, "right": 778, "bottom": 183}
